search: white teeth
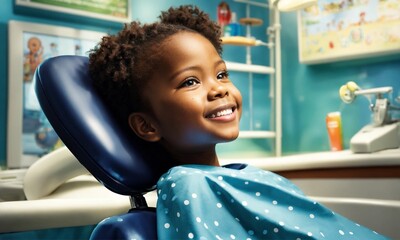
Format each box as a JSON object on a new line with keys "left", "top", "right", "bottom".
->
{"left": 209, "top": 108, "right": 233, "bottom": 118}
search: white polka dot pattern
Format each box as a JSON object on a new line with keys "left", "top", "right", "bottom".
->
{"left": 156, "top": 164, "right": 389, "bottom": 240}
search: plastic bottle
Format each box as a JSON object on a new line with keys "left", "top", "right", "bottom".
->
{"left": 326, "top": 112, "right": 343, "bottom": 151}
{"left": 224, "top": 12, "right": 242, "bottom": 37}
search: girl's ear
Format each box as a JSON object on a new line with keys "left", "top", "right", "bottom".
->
{"left": 128, "top": 113, "right": 161, "bottom": 142}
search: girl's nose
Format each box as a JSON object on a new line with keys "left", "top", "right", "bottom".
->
{"left": 208, "top": 81, "right": 229, "bottom": 100}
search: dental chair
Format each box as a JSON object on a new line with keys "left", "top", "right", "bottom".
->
{"left": 34, "top": 55, "right": 175, "bottom": 239}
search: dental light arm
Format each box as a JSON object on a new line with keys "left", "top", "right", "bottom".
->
{"left": 339, "top": 81, "right": 398, "bottom": 126}
{"left": 339, "top": 81, "right": 400, "bottom": 153}
{"left": 355, "top": 87, "right": 393, "bottom": 96}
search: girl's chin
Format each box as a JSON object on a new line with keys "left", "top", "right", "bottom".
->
{"left": 219, "top": 130, "right": 240, "bottom": 142}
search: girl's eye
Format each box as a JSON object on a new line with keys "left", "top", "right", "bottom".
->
{"left": 217, "top": 70, "right": 229, "bottom": 80}
{"left": 179, "top": 78, "right": 200, "bottom": 88}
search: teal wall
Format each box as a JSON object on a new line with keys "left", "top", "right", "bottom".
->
{"left": 0, "top": 1, "right": 120, "bottom": 169}
{"left": 1, "top": 1, "right": 399, "bottom": 239}
{"left": 1, "top": 0, "right": 400, "bottom": 169}
{"left": 280, "top": 12, "right": 400, "bottom": 153}
{"left": 0, "top": 0, "right": 270, "bottom": 168}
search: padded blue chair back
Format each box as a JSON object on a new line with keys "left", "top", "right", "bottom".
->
{"left": 34, "top": 55, "right": 173, "bottom": 195}
{"left": 34, "top": 55, "right": 174, "bottom": 239}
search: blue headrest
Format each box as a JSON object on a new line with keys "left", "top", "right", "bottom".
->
{"left": 34, "top": 55, "right": 174, "bottom": 195}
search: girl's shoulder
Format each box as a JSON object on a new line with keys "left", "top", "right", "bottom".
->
{"left": 156, "top": 164, "right": 302, "bottom": 195}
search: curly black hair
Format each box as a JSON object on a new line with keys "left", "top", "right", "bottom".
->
{"left": 89, "top": 5, "right": 222, "bottom": 122}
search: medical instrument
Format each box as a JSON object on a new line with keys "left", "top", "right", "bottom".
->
{"left": 339, "top": 81, "right": 400, "bottom": 153}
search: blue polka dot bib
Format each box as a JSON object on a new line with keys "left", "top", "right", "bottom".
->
{"left": 156, "top": 164, "right": 389, "bottom": 240}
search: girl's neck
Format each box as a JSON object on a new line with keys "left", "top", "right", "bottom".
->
{"left": 162, "top": 142, "right": 220, "bottom": 166}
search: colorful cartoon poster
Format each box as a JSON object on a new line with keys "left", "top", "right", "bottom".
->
{"left": 21, "top": 32, "right": 98, "bottom": 162}
{"left": 16, "top": 0, "right": 130, "bottom": 22}
{"left": 298, "top": 0, "right": 400, "bottom": 64}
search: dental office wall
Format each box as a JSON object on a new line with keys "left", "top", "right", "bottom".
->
{"left": 0, "top": 1, "right": 399, "bottom": 239}
{"left": 280, "top": 12, "right": 400, "bottom": 154}
{"left": 0, "top": 0, "right": 269, "bottom": 169}
{"left": 125, "top": 1, "right": 400, "bottom": 156}
{"left": 1, "top": 0, "right": 400, "bottom": 169}
{"left": 219, "top": 4, "right": 400, "bottom": 156}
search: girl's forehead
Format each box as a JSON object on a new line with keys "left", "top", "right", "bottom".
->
{"left": 146, "top": 31, "right": 221, "bottom": 83}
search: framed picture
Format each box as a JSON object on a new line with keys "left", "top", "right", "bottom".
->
{"left": 298, "top": 0, "right": 400, "bottom": 64}
{"left": 15, "top": 0, "right": 131, "bottom": 24}
{"left": 7, "top": 20, "right": 106, "bottom": 168}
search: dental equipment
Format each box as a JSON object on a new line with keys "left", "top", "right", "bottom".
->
{"left": 339, "top": 81, "right": 400, "bottom": 153}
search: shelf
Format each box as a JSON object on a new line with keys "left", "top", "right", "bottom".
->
{"left": 239, "top": 18, "right": 263, "bottom": 26}
{"left": 221, "top": 2, "right": 281, "bottom": 156}
{"left": 226, "top": 61, "right": 275, "bottom": 74}
{"left": 239, "top": 131, "right": 276, "bottom": 139}
{"left": 221, "top": 36, "right": 270, "bottom": 47}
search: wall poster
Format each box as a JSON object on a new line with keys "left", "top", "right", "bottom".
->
{"left": 15, "top": 0, "right": 131, "bottom": 23}
{"left": 298, "top": 0, "right": 400, "bottom": 64}
{"left": 7, "top": 20, "right": 105, "bottom": 168}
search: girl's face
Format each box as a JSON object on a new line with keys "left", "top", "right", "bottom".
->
{"left": 140, "top": 32, "right": 242, "bottom": 157}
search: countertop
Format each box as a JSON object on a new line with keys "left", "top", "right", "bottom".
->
{"left": 221, "top": 148, "right": 400, "bottom": 172}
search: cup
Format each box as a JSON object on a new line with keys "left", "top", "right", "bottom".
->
{"left": 326, "top": 112, "right": 343, "bottom": 151}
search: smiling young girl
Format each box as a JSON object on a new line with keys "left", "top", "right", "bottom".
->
{"left": 89, "top": 5, "right": 389, "bottom": 240}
